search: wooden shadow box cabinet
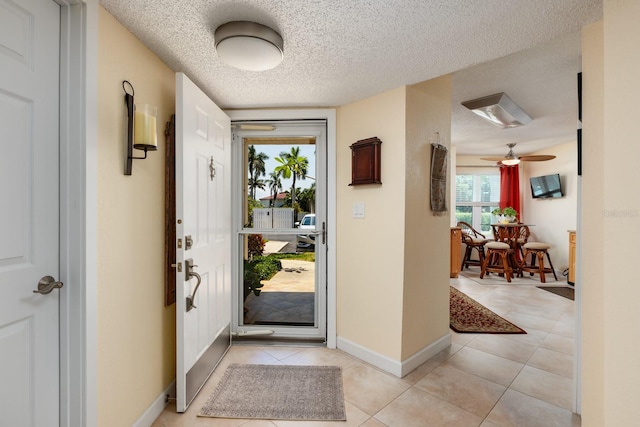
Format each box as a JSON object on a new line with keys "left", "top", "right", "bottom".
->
{"left": 349, "top": 137, "right": 382, "bottom": 186}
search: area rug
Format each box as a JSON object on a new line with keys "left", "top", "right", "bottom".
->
{"left": 199, "top": 364, "right": 346, "bottom": 421}
{"left": 537, "top": 286, "right": 575, "bottom": 300}
{"left": 450, "top": 287, "right": 526, "bottom": 334}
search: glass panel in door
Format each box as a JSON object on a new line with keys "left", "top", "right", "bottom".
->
{"left": 234, "top": 124, "right": 326, "bottom": 340}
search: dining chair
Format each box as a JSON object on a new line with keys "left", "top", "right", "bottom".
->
{"left": 456, "top": 221, "right": 488, "bottom": 271}
{"left": 516, "top": 224, "right": 531, "bottom": 259}
{"left": 521, "top": 242, "right": 558, "bottom": 283}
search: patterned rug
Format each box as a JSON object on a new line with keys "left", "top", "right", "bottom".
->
{"left": 199, "top": 364, "right": 346, "bottom": 421}
{"left": 450, "top": 287, "right": 526, "bottom": 334}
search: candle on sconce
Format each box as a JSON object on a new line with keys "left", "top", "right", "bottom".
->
{"left": 133, "top": 103, "right": 158, "bottom": 150}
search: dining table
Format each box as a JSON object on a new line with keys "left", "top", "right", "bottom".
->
{"left": 491, "top": 223, "right": 530, "bottom": 247}
{"left": 490, "top": 223, "right": 533, "bottom": 266}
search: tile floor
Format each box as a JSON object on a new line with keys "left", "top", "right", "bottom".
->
{"left": 152, "top": 272, "right": 579, "bottom": 426}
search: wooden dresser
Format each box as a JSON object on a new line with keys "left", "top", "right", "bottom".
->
{"left": 568, "top": 230, "right": 576, "bottom": 285}
{"left": 450, "top": 227, "right": 462, "bottom": 278}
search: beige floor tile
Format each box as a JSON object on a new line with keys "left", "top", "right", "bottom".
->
{"left": 551, "top": 320, "right": 575, "bottom": 338}
{"left": 414, "top": 364, "right": 506, "bottom": 417}
{"left": 445, "top": 347, "right": 524, "bottom": 387}
{"left": 400, "top": 355, "right": 443, "bottom": 385}
{"left": 359, "top": 418, "right": 388, "bottom": 426}
{"left": 559, "top": 312, "right": 575, "bottom": 324}
{"left": 213, "top": 345, "right": 283, "bottom": 373}
{"left": 527, "top": 347, "right": 573, "bottom": 379}
{"left": 273, "top": 401, "right": 369, "bottom": 426}
{"left": 466, "top": 333, "right": 538, "bottom": 363}
{"left": 510, "top": 366, "right": 574, "bottom": 410}
{"left": 374, "top": 387, "right": 483, "bottom": 427}
{"left": 540, "top": 333, "right": 574, "bottom": 356}
{"left": 450, "top": 331, "right": 479, "bottom": 346}
{"left": 280, "top": 347, "right": 360, "bottom": 370}
{"left": 342, "top": 362, "right": 410, "bottom": 415}
{"left": 501, "top": 326, "right": 549, "bottom": 347}
{"left": 152, "top": 274, "right": 578, "bottom": 427}
{"left": 502, "top": 311, "right": 557, "bottom": 332}
{"left": 256, "top": 345, "right": 308, "bottom": 361}
{"left": 485, "top": 389, "right": 580, "bottom": 427}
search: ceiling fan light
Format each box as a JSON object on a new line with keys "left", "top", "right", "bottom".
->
{"left": 461, "top": 93, "right": 532, "bottom": 129}
{"left": 501, "top": 158, "right": 520, "bottom": 166}
{"left": 214, "top": 21, "right": 283, "bottom": 71}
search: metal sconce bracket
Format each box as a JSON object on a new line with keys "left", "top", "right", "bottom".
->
{"left": 123, "top": 80, "right": 156, "bottom": 175}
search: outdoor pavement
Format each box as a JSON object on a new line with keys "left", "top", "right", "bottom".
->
{"left": 243, "top": 249, "right": 316, "bottom": 325}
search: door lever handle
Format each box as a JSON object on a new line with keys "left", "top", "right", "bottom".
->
{"left": 185, "top": 259, "right": 201, "bottom": 312}
{"left": 34, "top": 276, "right": 64, "bottom": 295}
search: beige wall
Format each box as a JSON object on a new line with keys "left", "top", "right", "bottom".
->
{"left": 97, "top": 7, "right": 176, "bottom": 426}
{"left": 336, "top": 78, "right": 451, "bottom": 363}
{"left": 521, "top": 142, "right": 577, "bottom": 271}
{"left": 581, "top": 19, "right": 605, "bottom": 426}
{"left": 336, "top": 87, "right": 407, "bottom": 359}
{"left": 402, "top": 77, "right": 452, "bottom": 358}
{"left": 582, "top": 1, "right": 640, "bottom": 424}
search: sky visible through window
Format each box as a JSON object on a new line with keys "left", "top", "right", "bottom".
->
{"left": 250, "top": 144, "right": 316, "bottom": 201}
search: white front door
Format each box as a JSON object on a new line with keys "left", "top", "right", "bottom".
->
{"left": 175, "top": 72, "right": 232, "bottom": 412}
{"left": 0, "top": 0, "right": 61, "bottom": 425}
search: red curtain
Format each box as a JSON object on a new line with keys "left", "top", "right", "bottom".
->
{"left": 500, "top": 165, "right": 520, "bottom": 219}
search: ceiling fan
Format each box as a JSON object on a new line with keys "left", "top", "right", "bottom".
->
{"left": 480, "top": 143, "right": 556, "bottom": 165}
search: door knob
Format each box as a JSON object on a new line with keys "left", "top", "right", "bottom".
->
{"left": 34, "top": 276, "right": 64, "bottom": 295}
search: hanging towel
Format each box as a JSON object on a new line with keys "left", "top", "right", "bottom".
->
{"left": 430, "top": 143, "right": 448, "bottom": 216}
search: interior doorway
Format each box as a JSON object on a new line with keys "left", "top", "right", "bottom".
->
{"left": 232, "top": 121, "right": 328, "bottom": 342}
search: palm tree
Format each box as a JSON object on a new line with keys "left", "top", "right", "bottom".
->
{"left": 266, "top": 171, "right": 282, "bottom": 207}
{"left": 247, "top": 145, "right": 269, "bottom": 200}
{"left": 248, "top": 177, "right": 266, "bottom": 202}
{"left": 299, "top": 182, "right": 316, "bottom": 213}
{"left": 274, "top": 146, "right": 308, "bottom": 208}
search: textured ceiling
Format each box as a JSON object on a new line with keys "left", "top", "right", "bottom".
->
{"left": 99, "top": 0, "right": 602, "bottom": 155}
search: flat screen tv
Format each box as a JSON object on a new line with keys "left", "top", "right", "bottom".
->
{"left": 530, "top": 173, "right": 563, "bottom": 199}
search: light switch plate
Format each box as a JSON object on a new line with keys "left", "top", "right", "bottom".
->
{"left": 352, "top": 202, "right": 365, "bottom": 219}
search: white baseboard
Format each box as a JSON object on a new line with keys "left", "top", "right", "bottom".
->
{"left": 337, "top": 333, "right": 451, "bottom": 378}
{"left": 133, "top": 381, "right": 175, "bottom": 427}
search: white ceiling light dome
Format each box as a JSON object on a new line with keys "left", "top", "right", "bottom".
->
{"left": 214, "top": 21, "right": 284, "bottom": 71}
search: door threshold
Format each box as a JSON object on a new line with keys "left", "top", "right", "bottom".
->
{"left": 232, "top": 336, "right": 326, "bottom": 346}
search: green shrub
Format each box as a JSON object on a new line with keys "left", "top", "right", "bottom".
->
{"left": 243, "top": 256, "right": 282, "bottom": 300}
{"left": 252, "top": 256, "right": 282, "bottom": 280}
{"left": 456, "top": 212, "right": 472, "bottom": 224}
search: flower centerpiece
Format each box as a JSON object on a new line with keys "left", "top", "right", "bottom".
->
{"left": 492, "top": 207, "right": 518, "bottom": 223}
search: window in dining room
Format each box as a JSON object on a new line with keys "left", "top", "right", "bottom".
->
{"left": 455, "top": 170, "right": 500, "bottom": 233}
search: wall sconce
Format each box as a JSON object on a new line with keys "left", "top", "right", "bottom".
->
{"left": 123, "top": 80, "right": 158, "bottom": 175}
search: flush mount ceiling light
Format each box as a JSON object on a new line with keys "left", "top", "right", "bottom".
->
{"left": 214, "top": 21, "right": 283, "bottom": 71}
{"left": 461, "top": 92, "right": 532, "bottom": 129}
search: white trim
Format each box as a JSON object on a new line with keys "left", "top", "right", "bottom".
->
{"left": 133, "top": 381, "right": 175, "bottom": 427}
{"left": 226, "top": 109, "right": 337, "bottom": 348}
{"left": 58, "top": 0, "right": 97, "bottom": 426}
{"left": 337, "top": 334, "right": 451, "bottom": 378}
